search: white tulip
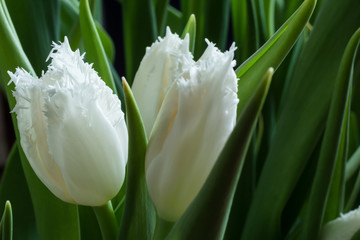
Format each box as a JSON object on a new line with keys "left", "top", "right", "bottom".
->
{"left": 132, "top": 28, "right": 194, "bottom": 137}
{"left": 144, "top": 39, "right": 239, "bottom": 222}
{"left": 9, "top": 38, "right": 128, "bottom": 206}
{"left": 320, "top": 206, "right": 360, "bottom": 240}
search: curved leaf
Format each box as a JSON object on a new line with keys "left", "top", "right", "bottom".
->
{"left": 122, "top": 0, "right": 157, "bottom": 83}
{"left": 118, "top": 79, "right": 155, "bottom": 240}
{"left": 0, "top": 145, "right": 37, "bottom": 240}
{"left": 0, "top": 201, "right": 13, "bottom": 240}
{"left": 301, "top": 28, "right": 360, "bottom": 240}
{"left": 235, "top": 0, "right": 316, "bottom": 115}
{"left": 79, "top": 0, "right": 117, "bottom": 94}
{"left": 241, "top": 0, "right": 360, "bottom": 239}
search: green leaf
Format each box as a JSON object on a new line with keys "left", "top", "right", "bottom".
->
{"left": 301, "top": 28, "right": 360, "bottom": 240}
{"left": 0, "top": 2, "right": 81, "bottom": 239}
{"left": 122, "top": 0, "right": 157, "bottom": 83}
{"left": 323, "top": 98, "right": 349, "bottom": 222}
{"left": 235, "top": 0, "right": 316, "bottom": 115}
{"left": 0, "top": 145, "right": 37, "bottom": 240}
{"left": 166, "top": 5, "right": 183, "bottom": 35}
{"left": 182, "top": 0, "right": 230, "bottom": 58}
{"left": 0, "top": 201, "right": 13, "bottom": 240}
{"left": 0, "top": 0, "right": 34, "bottom": 94}
{"left": 96, "top": 23, "right": 116, "bottom": 63}
{"left": 346, "top": 165, "right": 360, "bottom": 212}
{"left": 181, "top": 14, "right": 196, "bottom": 54}
{"left": 346, "top": 147, "right": 360, "bottom": 182}
{"left": 154, "top": 0, "right": 169, "bottom": 35}
{"left": 78, "top": 206, "right": 102, "bottom": 240}
{"left": 264, "top": 0, "right": 276, "bottom": 38}
{"left": 240, "top": 0, "right": 360, "bottom": 239}
{"left": 5, "top": 0, "right": 60, "bottom": 75}
{"left": 118, "top": 79, "right": 156, "bottom": 240}
{"left": 231, "top": 0, "right": 258, "bottom": 62}
{"left": 79, "top": 0, "right": 117, "bottom": 94}
{"left": 166, "top": 69, "right": 273, "bottom": 240}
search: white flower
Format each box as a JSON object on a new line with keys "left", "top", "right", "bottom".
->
{"left": 144, "top": 39, "right": 239, "bottom": 222}
{"left": 132, "top": 28, "right": 194, "bottom": 137}
{"left": 9, "top": 38, "right": 128, "bottom": 206}
{"left": 320, "top": 206, "right": 360, "bottom": 240}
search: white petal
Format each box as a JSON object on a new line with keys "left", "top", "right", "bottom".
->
{"left": 132, "top": 28, "right": 194, "bottom": 137}
{"left": 46, "top": 88, "right": 126, "bottom": 206}
{"left": 320, "top": 206, "right": 360, "bottom": 240}
{"left": 10, "top": 69, "right": 73, "bottom": 203}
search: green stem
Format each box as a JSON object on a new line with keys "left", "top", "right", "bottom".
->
{"left": 153, "top": 215, "right": 174, "bottom": 240}
{"left": 93, "top": 201, "right": 118, "bottom": 240}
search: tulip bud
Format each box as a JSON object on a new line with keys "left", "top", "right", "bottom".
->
{"left": 9, "top": 38, "right": 128, "bottom": 206}
{"left": 320, "top": 206, "right": 360, "bottom": 240}
{"left": 144, "top": 39, "right": 239, "bottom": 222}
{"left": 132, "top": 28, "right": 194, "bottom": 137}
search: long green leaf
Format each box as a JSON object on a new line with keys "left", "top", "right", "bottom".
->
{"left": 122, "top": 0, "right": 157, "bottom": 83}
{"left": 154, "top": 0, "right": 169, "bottom": 35}
{"left": 5, "top": 0, "right": 59, "bottom": 75}
{"left": 166, "top": 5, "right": 183, "bottom": 35}
{"left": 181, "top": 0, "right": 230, "bottom": 58}
{"left": 323, "top": 96, "right": 350, "bottom": 222}
{"left": 0, "top": 1, "right": 80, "bottom": 239}
{"left": 235, "top": 0, "right": 316, "bottom": 115}
{"left": 181, "top": 14, "right": 196, "bottom": 54}
{"left": 241, "top": 0, "right": 360, "bottom": 239}
{"left": 0, "top": 201, "right": 12, "bottom": 240}
{"left": 0, "top": 145, "right": 37, "bottom": 240}
{"left": 79, "top": 0, "right": 117, "bottom": 94}
{"left": 118, "top": 79, "right": 155, "bottom": 240}
{"left": 166, "top": 69, "right": 273, "bottom": 240}
{"left": 346, "top": 147, "right": 360, "bottom": 181}
{"left": 301, "top": 28, "right": 360, "bottom": 240}
{"left": 231, "top": 0, "right": 257, "bottom": 62}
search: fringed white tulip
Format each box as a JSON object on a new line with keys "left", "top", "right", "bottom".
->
{"left": 132, "top": 28, "right": 194, "bottom": 137}
{"left": 320, "top": 206, "right": 360, "bottom": 240}
{"left": 143, "top": 39, "right": 239, "bottom": 222}
{"left": 9, "top": 38, "right": 128, "bottom": 206}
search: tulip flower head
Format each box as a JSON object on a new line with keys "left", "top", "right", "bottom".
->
{"left": 138, "top": 32, "right": 239, "bottom": 221}
{"left": 9, "top": 38, "right": 128, "bottom": 206}
{"left": 320, "top": 206, "right": 360, "bottom": 240}
{"left": 132, "top": 28, "right": 194, "bottom": 137}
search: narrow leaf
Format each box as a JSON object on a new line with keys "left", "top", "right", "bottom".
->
{"left": 166, "top": 5, "right": 183, "bottom": 35}
{"left": 241, "top": 0, "right": 360, "bottom": 239}
{"left": 122, "top": 0, "right": 157, "bottom": 83}
{"left": 346, "top": 147, "right": 360, "bottom": 181}
{"left": 0, "top": 201, "right": 13, "bottom": 240}
{"left": 301, "top": 28, "right": 360, "bottom": 240}
{"left": 154, "top": 0, "right": 170, "bottom": 35}
{"left": 5, "top": 0, "right": 60, "bottom": 75}
{"left": 323, "top": 96, "right": 350, "bottom": 222}
{"left": 79, "top": 0, "right": 117, "bottom": 94}
{"left": 182, "top": 0, "right": 230, "bottom": 58}
{"left": 0, "top": 144, "right": 37, "bottom": 240}
{"left": 235, "top": 0, "right": 316, "bottom": 115}
{"left": 181, "top": 14, "right": 196, "bottom": 54}
{"left": 231, "top": 0, "right": 257, "bottom": 62}
{"left": 118, "top": 78, "right": 155, "bottom": 240}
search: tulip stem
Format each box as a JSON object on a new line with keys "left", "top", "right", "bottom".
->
{"left": 93, "top": 201, "right": 118, "bottom": 240}
{"left": 153, "top": 216, "right": 174, "bottom": 240}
